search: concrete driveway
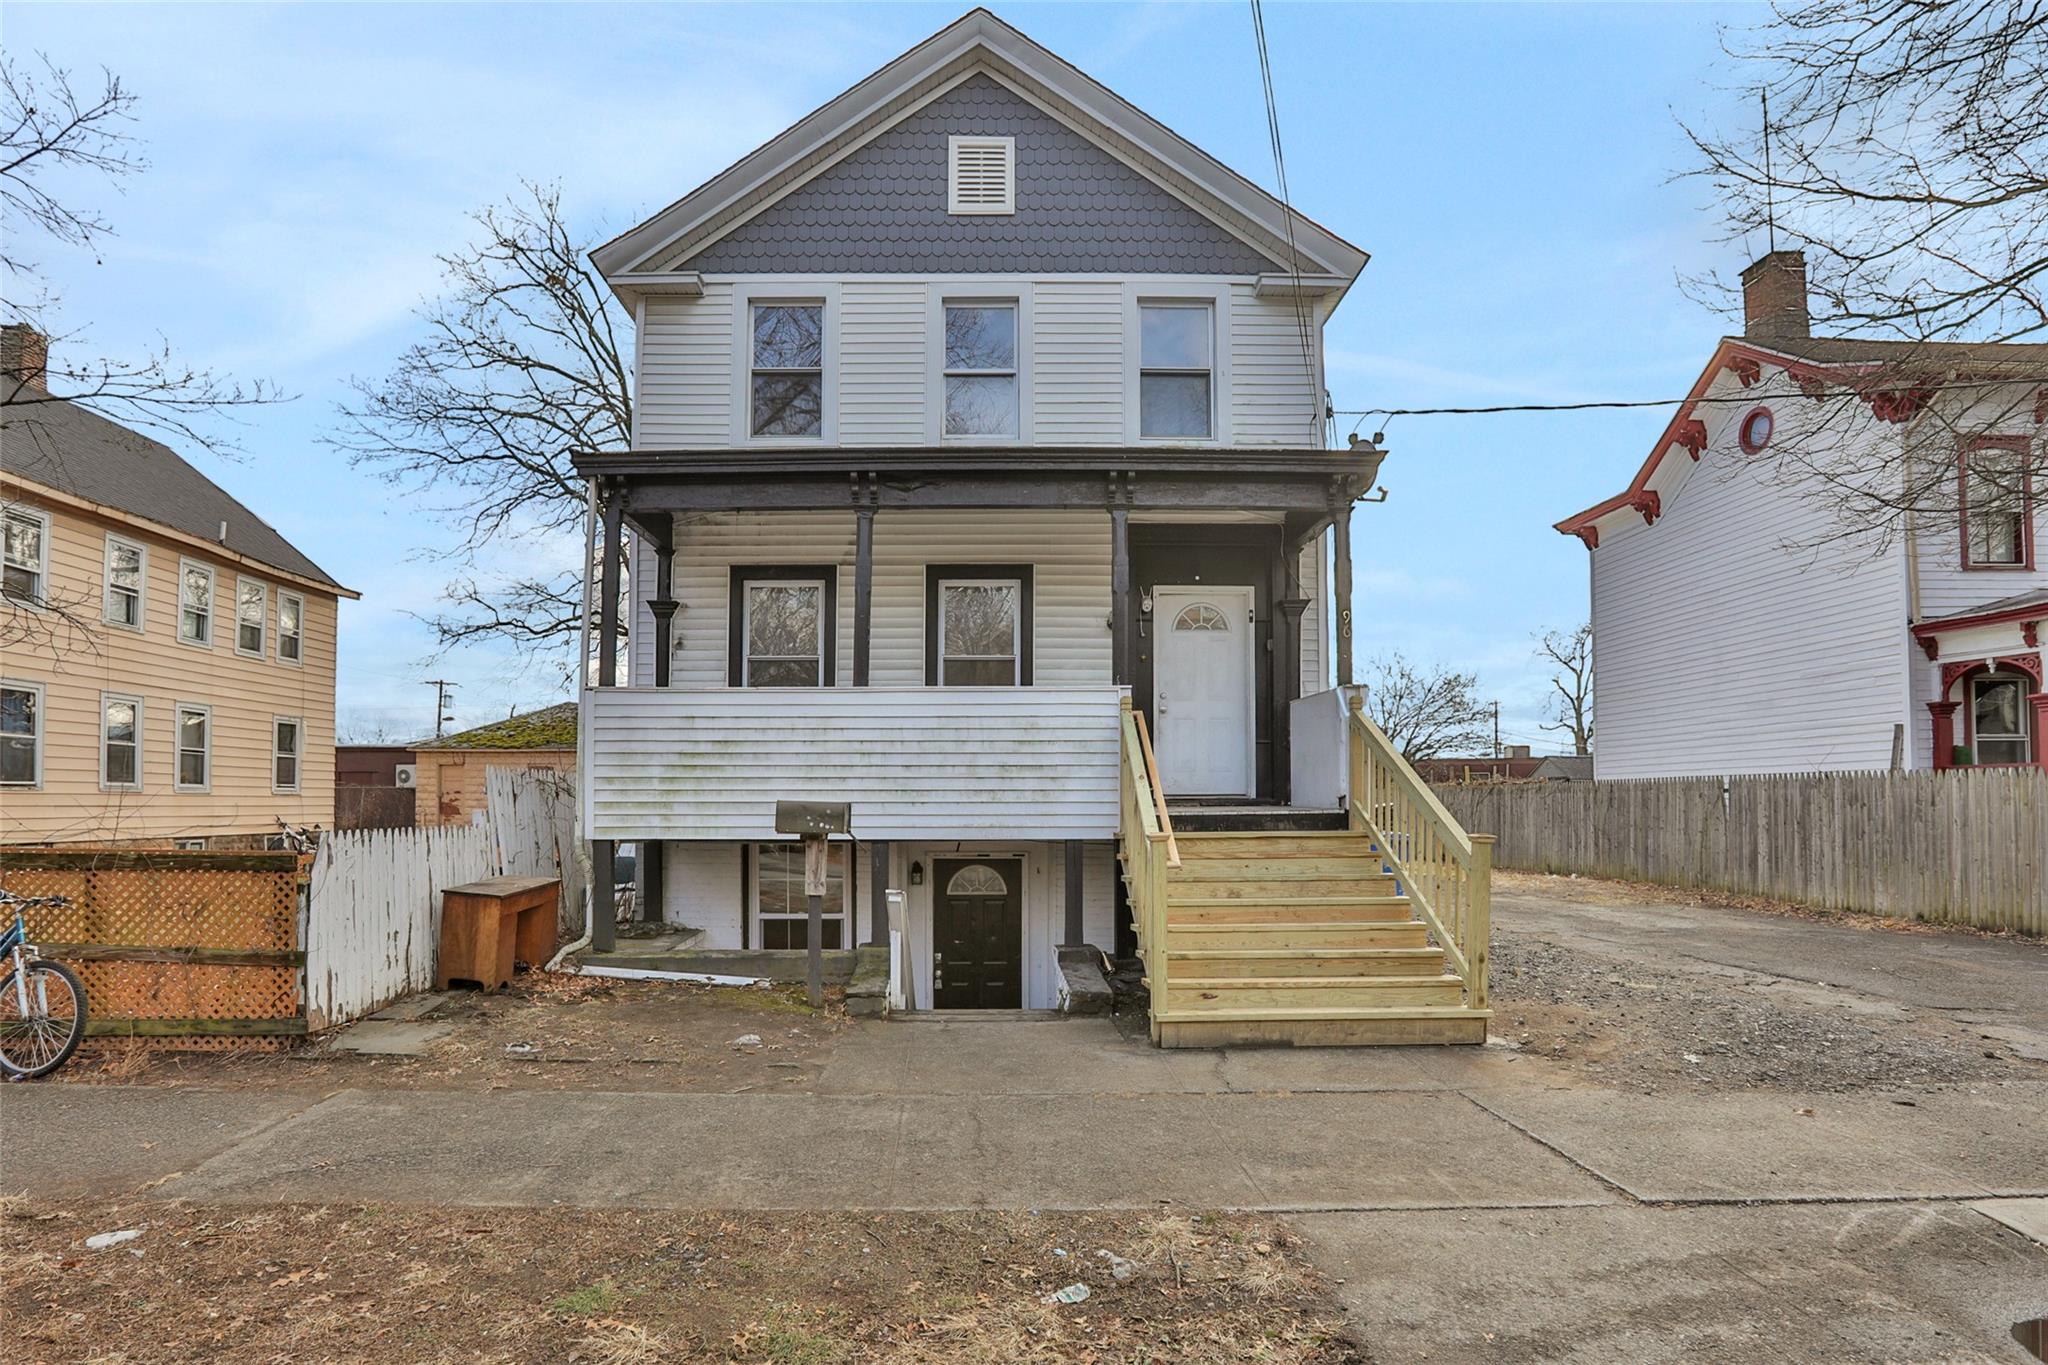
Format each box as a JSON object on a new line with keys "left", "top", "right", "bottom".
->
{"left": 4, "top": 880, "right": 2044, "bottom": 1363}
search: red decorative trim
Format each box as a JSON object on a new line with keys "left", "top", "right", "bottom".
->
{"left": 1957, "top": 435, "right": 2037, "bottom": 572}
{"left": 1791, "top": 365, "right": 1829, "bottom": 400}
{"left": 1918, "top": 636, "right": 1939, "bottom": 661}
{"left": 1574, "top": 525, "right": 1599, "bottom": 551}
{"left": 1941, "top": 661, "right": 1981, "bottom": 694}
{"left": 1914, "top": 600, "right": 2048, "bottom": 639}
{"left": 1628, "top": 489, "right": 1661, "bottom": 526}
{"left": 1864, "top": 385, "right": 1934, "bottom": 424}
{"left": 1675, "top": 419, "right": 1709, "bottom": 460}
{"left": 1737, "top": 406, "right": 1774, "bottom": 455}
{"left": 1998, "top": 653, "right": 2045, "bottom": 687}
{"left": 1727, "top": 356, "right": 1762, "bottom": 388}
{"left": 2026, "top": 621, "right": 2041, "bottom": 648}
{"left": 1941, "top": 654, "right": 2046, "bottom": 700}
{"left": 1927, "top": 700, "right": 1960, "bottom": 770}
{"left": 2035, "top": 388, "right": 2047, "bottom": 425}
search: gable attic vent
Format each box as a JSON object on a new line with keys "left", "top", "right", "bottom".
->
{"left": 948, "top": 135, "right": 1015, "bottom": 215}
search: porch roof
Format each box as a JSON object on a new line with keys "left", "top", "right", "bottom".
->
{"left": 573, "top": 444, "right": 1385, "bottom": 529}
{"left": 1913, "top": 587, "right": 2048, "bottom": 640}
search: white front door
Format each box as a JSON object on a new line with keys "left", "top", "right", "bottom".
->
{"left": 1152, "top": 585, "right": 1255, "bottom": 797}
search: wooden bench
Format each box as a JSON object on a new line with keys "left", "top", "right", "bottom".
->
{"left": 437, "top": 876, "right": 561, "bottom": 992}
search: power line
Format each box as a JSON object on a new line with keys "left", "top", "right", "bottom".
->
{"left": 423, "top": 679, "right": 458, "bottom": 739}
{"left": 1334, "top": 375, "right": 2034, "bottom": 427}
{"left": 1249, "top": 0, "right": 1321, "bottom": 445}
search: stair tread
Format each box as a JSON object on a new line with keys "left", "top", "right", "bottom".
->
{"left": 1171, "top": 920, "right": 1422, "bottom": 931}
{"left": 1154, "top": 1005, "right": 1493, "bottom": 1022}
{"left": 1168, "top": 947, "right": 1442, "bottom": 959}
{"left": 1172, "top": 974, "right": 1460, "bottom": 988}
{"left": 1168, "top": 893, "right": 1408, "bottom": 904}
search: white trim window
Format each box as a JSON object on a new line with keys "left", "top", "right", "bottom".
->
{"left": 174, "top": 702, "right": 211, "bottom": 791}
{"left": 947, "top": 135, "right": 1015, "bottom": 215}
{"left": 1138, "top": 302, "right": 1215, "bottom": 439}
{"left": 104, "top": 534, "right": 147, "bottom": 630}
{"left": 101, "top": 693, "right": 143, "bottom": 790}
{"left": 236, "top": 577, "right": 267, "bottom": 656}
{"left": 942, "top": 302, "right": 1019, "bottom": 438}
{"left": 179, "top": 559, "right": 214, "bottom": 645}
{"left": 3, "top": 505, "right": 49, "bottom": 608}
{"left": 1971, "top": 673, "right": 2031, "bottom": 765}
{"left": 277, "top": 591, "right": 304, "bottom": 663}
{"left": 751, "top": 842, "right": 850, "bottom": 949}
{"left": 272, "top": 715, "right": 302, "bottom": 793}
{"left": 748, "top": 302, "right": 825, "bottom": 438}
{"left": 0, "top": 679, "right": 43, "bottom": 788}
{"left": 938, "top": 578, "right": 1021, "bottom": 685}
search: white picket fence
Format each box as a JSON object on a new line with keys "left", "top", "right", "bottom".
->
{"left": 304, "top": 769, "right": 581, "bottom": 1029}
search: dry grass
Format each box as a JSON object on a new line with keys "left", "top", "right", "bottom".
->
{"left": 1, "top": 1199, "right": 1366, "bottom": 1363}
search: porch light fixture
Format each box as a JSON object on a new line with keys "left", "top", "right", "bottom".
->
{"left": 909, "top": 861, "right": 925, "bottom": 886}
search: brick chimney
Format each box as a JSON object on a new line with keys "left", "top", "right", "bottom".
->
{"left": 1505, "top": 744, "right": 1532, "bottom": 761}
{"left": 1740, "top": 250, "right": 1810, "bottom": 341}
{"left": 1, "top": 324, "right": 49, "bottom": 390}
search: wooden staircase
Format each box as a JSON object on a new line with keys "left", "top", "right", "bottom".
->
{"left": 1118, "top": 699, "right": 1493, "bottom": 1048}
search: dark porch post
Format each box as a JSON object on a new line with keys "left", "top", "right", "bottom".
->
{"left": 591, "top": 480, "right": 624, "bottom": 952}
{"left": 640, "top": 839, "right": 664, "bottom": 924}
{"left": 1062, "top": 840, "right": 1085, "bottom": 947}
{"left": 1109, "top": 503, "right": 1132, "bottom": 686}
{"left": 649, "top": 522, "right": 677, "bottom": 689}
{"left": 853, "top": 503, "right": 875, "bottom": 686}
{"left": 867, "top": 839, "right": 891, "bottom": 945}
{"left": 1330, "top": 489, "right": 1355, "bottom": 687}
{"left": 591, "top": 839, "right": 616, "bottom": 953}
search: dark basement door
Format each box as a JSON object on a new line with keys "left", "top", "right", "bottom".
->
{"left": 932, "top": 858, "right": 1023, "bottom": 1009}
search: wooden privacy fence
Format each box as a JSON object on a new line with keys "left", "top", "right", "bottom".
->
{"left": 305, "top": 767, "right": 582, "bottom": 1029}
{"left": 0, "top": 848, "right": 306, "bottom": 1045}
{"left": 1438, "top": 768, "right": 2047, "bottom": 935}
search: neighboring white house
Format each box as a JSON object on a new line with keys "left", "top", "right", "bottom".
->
{"left": 567, "top": 10, "right": 1496, "bottom": 1046}
{"left": 1558, "top": 250, "right": 2046, "bottom": 779}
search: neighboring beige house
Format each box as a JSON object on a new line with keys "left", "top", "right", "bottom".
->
{"left": 414, "top": 703, "right": 576, "bottom": 826}
{"left": 1, "top": 326, "right": 356, "bottom": 847}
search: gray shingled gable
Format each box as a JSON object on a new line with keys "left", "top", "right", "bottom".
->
{"left": 2, "top": 382, "right": 344, "bottom": 589}
{"left": 684, "top": 73, "right": 1282, "bottom": 275}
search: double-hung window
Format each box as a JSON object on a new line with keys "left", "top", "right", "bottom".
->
{"left": 943, "top": 302, "right": 1018, "bottom": 438}
{"left": 102, "top": 694, "right": 142, "bottom": 790}
{"left": 749, "top": 303, "right": 824, "bottom": 438}
{"left": 751, "top": 842, "right": 849, "bottom": 949}
{"left": 179, "top": 560, "right": 214, "bottom": 645}
{"left": 277, "top": 592, "right": 304, "bottom": 663}
{"left": 1971, "top": 673, "right": 2031, "bottom": 765}
{"left": 237, "top": 578, "right": 267, "bottom": 655}
{"left": 3, "top": 505, "right": 48, "bottom": 608}
{"left": 730, "top": 568, "right": 834, "bottom": 686}
{"left": 105, "top": 535, "right": 146, "bottom": 629}
{"left": 926, "top": 565, "right": 1032, "bottom": 686}
{"left": 1961, "top": 438, "right": 2034, "bottom": 568}
{"left": 1138, "top": 303, "right": 1214, "bottom": 439}
{"left": 175, "top": 703, "right": 211, "bottom": 791}
{"left": 273, "top": 716, "right": 302, "bottom": 792}
{"left": 0, "top": 680, "right": 42, "bottom": 787}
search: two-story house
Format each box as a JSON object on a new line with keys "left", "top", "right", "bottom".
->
{"left": 1558, "top": 251, "right": 2047, "bottom": 778}
{"left": 573, "top": 11, "right": 1495, "bottom": 1046}
{"left": 2, "top": 325, "right": 356, "bottom": 847}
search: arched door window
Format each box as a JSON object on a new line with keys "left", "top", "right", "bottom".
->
{"left": 1172, "top": 602, "right": 1229, "bottom": 632}
{"left": 944, "top": 863, "right": 1008, "bottom": 897}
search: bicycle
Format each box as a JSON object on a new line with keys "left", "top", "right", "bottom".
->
{"left": 0, "top": 890, "right": 88, "bottom": 1080}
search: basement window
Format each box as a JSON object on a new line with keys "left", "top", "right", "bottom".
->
{"left": 947, "top": 136, "right": 1015, "bottom": 215}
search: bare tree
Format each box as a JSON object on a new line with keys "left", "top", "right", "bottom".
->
{"left": 332, "top": 182, "right": 631, "bottom": 668}
{"left": 1680, "top": 2, "right": 2046, "bottom": 556}
{"left": 1536, "top": 624, "right": 1593, "bottom": 757}
{"left": 1, "top": 54, "right": 283, "bottom": 455}
{"left": 1361, "top": 653, "right": 1493, "bottom": 763}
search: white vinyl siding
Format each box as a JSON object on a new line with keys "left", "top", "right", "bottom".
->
{"left": 1589, "top": 375, "right": 1910, "bottom": 778}
{"left": 632, "top": 277, "right": 1323, "bottom": 451}
{"left": 632, "top": 509, "right": 1111, "bottom": 688}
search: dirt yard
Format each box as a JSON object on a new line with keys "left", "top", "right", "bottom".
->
{"left": 2, "top": 1198, "right": 1362, "bottom": 1364}
{"left": 53, "top": 975, "right": 849, "bottom": 1094}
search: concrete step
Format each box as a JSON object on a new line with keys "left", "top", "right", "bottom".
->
{"left": 1166, "top": 947, "right": 1447, "bottom": 977}
{"left": 1166, "top": 895, "right": 1415, "bottom": 925}
{"left": 1165, "top": 975, "right": 1466, "bottom": 1011}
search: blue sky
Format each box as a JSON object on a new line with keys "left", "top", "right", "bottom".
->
{"left": 9, "top": 1, "right": 1761, "bottom": 749}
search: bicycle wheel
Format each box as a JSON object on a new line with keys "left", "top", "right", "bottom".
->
{"left": 0, "top": 960, "right": 87, "bottom": 1079}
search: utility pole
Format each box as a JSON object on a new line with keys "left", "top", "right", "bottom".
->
{"left": 1492, "top": 701, "right": 1501, "bottom": 759}
{"left": 424, "top": 679, "right": 458, "bottom": 739}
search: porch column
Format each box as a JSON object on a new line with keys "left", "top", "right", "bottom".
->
{"left": 1062, "top": 839, "right": 1084, "bottom": 947}
{"left": 2032, "top": 693, "right": 2048, "bottom": 771}
{"left": 640, "top": 838, "right": 664, "bottom": 923}
{"left": 597, "top": 482, "right": 624, "bottom": 688}
{"left": 853, "top": 504, "right": 875, "bottom": 686}
{"left": 1110, "top": 505, "right": 1132, "bottom": 686}
{"left": 867, "top": 839, "right": 891, "bottom": 945}
{"left": 1928, "top": 701, "right": 1959, "bottom": 770}
{"left": 648, "top": 527, "right": 677, "bottom": 688}
{"left": 591, "top": 838, "right": 617, "bottom": 953}
{"left": 1330, "top": 491, "right": 1355, "bottom": 687}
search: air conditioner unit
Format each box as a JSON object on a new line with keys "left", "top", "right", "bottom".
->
{"left": 394, "top": 764, "right": 418, "bottom": 789}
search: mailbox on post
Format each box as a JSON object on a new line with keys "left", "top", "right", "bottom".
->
{"left": 773, "top": 802, "right": 853, "bottom": 1006}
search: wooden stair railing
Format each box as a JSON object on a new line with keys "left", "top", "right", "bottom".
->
{"left": 1345, "top": 693, "right": 1495, "bottom": 1010}
{"left": 1117, "top": 696, "right": 1180, "bottom": 1041}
